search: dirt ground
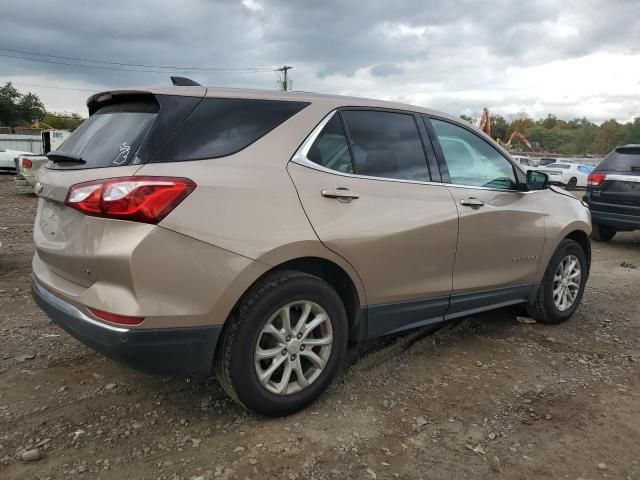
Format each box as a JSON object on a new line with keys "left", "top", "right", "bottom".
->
{"left": 1, "top": 173, "right": 639, "bottom": 480}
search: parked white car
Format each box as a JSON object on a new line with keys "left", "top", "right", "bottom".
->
{"left": 16, "top": 154, "right": 48, "bottom": 187}
{"left": 512, "top": 155, "right": 539, "bottom": 171}
{"left": 538, "top": 162, "right": 593, "bottom": 189}
{"left": 0, "top": 149, "right": 32, "bottom": 172}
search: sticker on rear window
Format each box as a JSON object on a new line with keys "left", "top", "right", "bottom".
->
{"left": 113, "top": 143, "right": 131, "bottom": 165}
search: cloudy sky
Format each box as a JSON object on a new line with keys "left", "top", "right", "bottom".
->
{"left": 1, "top": 0, "right": 638, "bottom": 122}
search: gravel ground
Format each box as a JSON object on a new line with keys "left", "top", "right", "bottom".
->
{"left": 1, "top": 173, "right": 639, "bottom": 480}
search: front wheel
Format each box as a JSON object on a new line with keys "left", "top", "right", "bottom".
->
{"left": 592, "top": 222, "right": 616, "bottom": 242}
{"left": 215, "top": 270, "right": 348, "bottom": 416}
{"left": 567, "top": 177, "right": 578, "bottom": 189}
{"left": 527, "top": 239, "right": 588, "bottom": 324}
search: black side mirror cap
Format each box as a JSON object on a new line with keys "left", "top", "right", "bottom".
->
{"left": 526, "top": 170, "right": 549, "bottom": 191}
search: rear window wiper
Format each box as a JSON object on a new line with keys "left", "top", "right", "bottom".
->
{"left": 47, "top": 151, "right": 86, "bottom": 164}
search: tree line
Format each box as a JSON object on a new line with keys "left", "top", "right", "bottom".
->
{"left": 2, "top": 81, "right": 639, "bottom": 154}
{"left": 460, "top": 112, "right": 640, "bottom": 156}
{"left": 0, "top": 82, "right": 84, "bottom": 132}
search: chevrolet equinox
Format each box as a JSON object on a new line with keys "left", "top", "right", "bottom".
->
{"left": 32, "top": 85, "right": 592, "bottom": 416}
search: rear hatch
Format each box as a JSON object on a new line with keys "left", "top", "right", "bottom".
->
{"left": 34, "top": 88, "right": 206, "bottom": 288}
{"left": 587, "top": 146, "right": 640, "bottom": 216}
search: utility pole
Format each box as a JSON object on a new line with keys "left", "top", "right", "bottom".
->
{"left": 275, "top": 65, "right": 293, "bottom": 91}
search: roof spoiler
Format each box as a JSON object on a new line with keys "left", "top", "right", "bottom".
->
{"left": 170, "top": 76, "right": 201, "bottom": 86}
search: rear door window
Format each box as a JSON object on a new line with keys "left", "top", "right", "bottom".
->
{"left": 153, "top": 98, "right": 308, "bottom": 162}
{"left": 340, "top": 110, "right": 429, "bottom": 181}
{"left": 53, "top": 100, "right": 158, "bottom": 168}
{"left": 307, "top": 115, "right": 354, "bottom": 173}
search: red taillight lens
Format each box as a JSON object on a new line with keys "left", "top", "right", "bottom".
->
{"left": 587, "top": 172, "right": 606, "bottom": 187}
{"left": 88, "top": 308, "right": 144, "bottom": 325}
{"left": 21, "top": 158, "right": 33, "bottom": 169}
{"left": 65, "top": 176, "right": 196, "bottom": 224}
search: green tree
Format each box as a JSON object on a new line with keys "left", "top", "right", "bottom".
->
{"left": 540, "top": 114, "right": 560, "bottom": 129}
{"left": 508, "top": 117, "right": 535, "bottom": 138}
{"left": 491, "top": 114, "right": 509, "bottom": 142}
{"left": 43, "top": 111, "right": 85, "bottom": 131}
{"left": 0, "top": 82, "right": 46, "bottom": 127}
{"left": 623, "top": 117, "right": 640, "bottom": 145}
{"left": 0, "top": 82, "right": 21, "bottom": 127}
{"left": 592, "top": 120, "right": 626, "bottom": 154}
{"left": 18, "top": 92, "right": 46, "bottom": 125}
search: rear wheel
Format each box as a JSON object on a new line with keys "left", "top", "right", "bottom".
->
{"left": 215, "top": 270, "right": 348, "bottom": 416}
{"left": 592, "top": 222, "right": 616, "bottom": 242}
{"left": 527, "top": 239, "right": 587, "bottom": 324}
{"left": 567, "top": 177, "right": 578, "bottom": 189}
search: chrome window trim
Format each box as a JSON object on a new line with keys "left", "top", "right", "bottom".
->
{"left": 290, "top": 109, "right": 537, "bottom": 194}
{"left": 444, "top": 183, "right": 537, "bottom": 194}
{"left": 606, "top": 174, "right": 640, "bottom": 183}
{"left": 34, "top": 279, "right": 130, "bottom": 333}
{"left": 291, "top": 110, "right": 444, "bottom": 187}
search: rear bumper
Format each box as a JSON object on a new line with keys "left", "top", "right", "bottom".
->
{"left": 590, "top": 209, "right": 640, "bottom": 231}
{"left": 32, "top": 279, "right": 221, "bottom": 376}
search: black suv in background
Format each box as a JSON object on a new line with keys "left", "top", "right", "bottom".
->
{"left": 585, "top": 145, "right": 640, "bottom": 241}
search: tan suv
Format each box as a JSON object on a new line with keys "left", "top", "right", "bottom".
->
{"left": 32, "top": 85, "right": 591, "bottom": 416}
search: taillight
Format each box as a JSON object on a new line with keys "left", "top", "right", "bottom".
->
{"left": 65, "top": 176, "right": 196, "bottom": 224}
{"left": 21, "top": 157, "right": 33, "bottom": 169}
{"left": 587, "top": 172, "right": 607, "bottom": 187}
{"left": 88, "top": 307, "right": 144, "bottom": 325}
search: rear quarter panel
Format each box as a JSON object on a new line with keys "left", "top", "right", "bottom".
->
{"left": 136, "top": 101, "right": 368, "bottom": 308}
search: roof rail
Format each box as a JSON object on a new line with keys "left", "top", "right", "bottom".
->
{"left": 170, "top": 76, "right": 201, "bottom": 87}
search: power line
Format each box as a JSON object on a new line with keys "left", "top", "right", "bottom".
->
{"left": 9, "top": 81, "right": 96, "bottom": 92}
{"left": 0, "top": 51, "right": 275, "bottom": 74}
{"left": 0, "top": 47, "right": 275, "bottom": 72}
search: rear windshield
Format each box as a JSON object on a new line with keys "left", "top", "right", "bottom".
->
{"left": 50, "top": 96, "right": 308, "bottom": 169}
{"left": 152, "top": 98, "right": 309, "bottom": 162}
{"left": 597, "top": 146, "right": 640, "bottom": 172}
{"left": 54, "top": 100, "right": 158, "bottom": 168}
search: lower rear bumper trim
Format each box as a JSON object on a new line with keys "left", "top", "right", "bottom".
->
{"left": 32, "top": 279, "right": 221, "bottom": 376}
{"left": 590, "top": 210, "right": 640, "bottom": 230}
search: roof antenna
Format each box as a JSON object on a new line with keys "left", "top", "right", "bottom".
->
{"left": 170, "top": 76, "right": 201, "bottom": 86}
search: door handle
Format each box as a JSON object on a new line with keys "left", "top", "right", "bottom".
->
{"left": 460, "top": 198, "right": 485, "bottom": 207}
{"left": 321, "top": 188, "right": 360, "bottom": 201}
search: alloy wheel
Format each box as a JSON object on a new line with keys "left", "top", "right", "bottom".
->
{"left": 552, "top": 254, "right": 581, "bottom": 311}
{"left": 254, "top": 301, "right": 333, "bottom": 395}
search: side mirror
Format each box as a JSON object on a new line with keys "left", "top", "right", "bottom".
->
{"left": 526, "top": 170, "right": 549, "bottom": 191}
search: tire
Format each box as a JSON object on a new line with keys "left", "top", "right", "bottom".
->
{"left": 592, "top": 222, "right": 616, "bottom": 242}
{"left": 567, "top": 177, "right": 577, "bottom": 189}
{"left": 215, "top": 270, "right": 348, "bottom": 416}
{"left": 527, "top": 239, "right": 588, "bottom": 324}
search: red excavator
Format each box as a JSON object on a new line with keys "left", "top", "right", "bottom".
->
{"left": 498, "top": 131, "right": 538, "bottom": 152}
{"left": 478, "top": 107, "right": 539, "bottom": 152}
{"left": 478, "top": 107, "right": 492, "bottom": 137}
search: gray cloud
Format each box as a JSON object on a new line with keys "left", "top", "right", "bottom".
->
{"left": 0, "top": 0, "right": 637, "bottom": 121}
{"left": 370, "top": 64, "right": 404, "bottom": 77}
